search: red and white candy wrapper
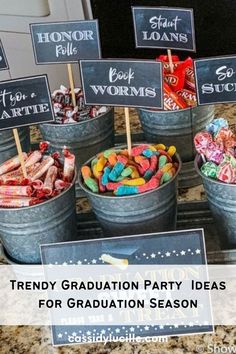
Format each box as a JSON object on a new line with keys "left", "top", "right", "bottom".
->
{"left": 0, "top": 142, "right": 75, "bottom": 208}
{"left": 217, "top": 162, "right": 236, "bottom": 184}
{"left": 29, "top": 156, "right": 54, "bottom": 181}
{"left": 0, "top": 196, "right": 40, "bottom": 208}
{"left": 55, "top": 179, "right": 67, "bottom": 190}
{"left": 215, "top": 128, "right": 236, "bottom": 151}
{"left": 31, "top": 180, "right": 44, "bottom": 190}
{"left": 0, "top": 185, "right": 32, "bottom": 197}
{"left": 163, "top": 82, "right": 188, "bottom": 110}
{"left": 63, "top": 148, "right": 75, "bottom": 182}
{"left": 25, "top": 151, "right": 42, "bottom": 167}
{"left": 194, "top": 131, "right": 213, "bottom": 154}
{"left": 42, "top": 166, "right": 58, "bottom": 195}
{"left": 0, "top": 153, "right": 28, "bottom": 176}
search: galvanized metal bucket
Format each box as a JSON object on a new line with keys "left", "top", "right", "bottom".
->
{"left": 137, "top": 105, "right": 214, "bottom": 188}
{"left": 195, "top": 154, "right": 236, "bottom": 248}
{"left": 0, "top": 128, "right": 30, "bottom": 165}
{"left": 0, "top": 174, "right": 77, "bottom": 264}
{"left": 40, "top": 108, "right": 115, "bottom": 170}
{"left": 78, "top": 148, "right": 181, "bottom": 237}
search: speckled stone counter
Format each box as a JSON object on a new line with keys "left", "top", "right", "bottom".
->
{"left": 1, "top": 104, "right": 236, "bottom": 354}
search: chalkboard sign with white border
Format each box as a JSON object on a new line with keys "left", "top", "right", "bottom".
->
{"left": 0, "top": 39, "right": 9, "bottom": 71}
{"left": 132, "top": 6, "right": 196, "bottom": 52}
{"left": 80, "top": 59, "right": 163, "bottom": 109}
{"left": 194, "top": 55, "right": 236, "bottom": 105}
{"left": 0, "top": 75, "right": 54, "bottom": 131}
{"left": 40, "top": 228, "right": 213, "bottom": 346}
{"left": 30, "top": 20, "right": 101, "bottom": 64}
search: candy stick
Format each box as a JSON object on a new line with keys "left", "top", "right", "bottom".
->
{"left": 13, "top": 129, "right": 27, "bottom": 178}
{"left": 0, "top": 153, "right": 28, "bottom": 176}
{"left": 29, "top": 156, "right": 54, "bottom": 181}
{"left": 0, "top": 185, "right": 32, "bottom": 197}
{"left": 42, "top": 166, "right": 58, "bottom": 195}
{"left": 25, "top": 151, "right": 42, "bottom": 167}
{"left": 124, "top": 107, "right": 132, "bottom": 156}
{"left": 67, "top": 64, "right": 76, "bottom": 107}
{"left": 167, "top": 49, "right": 174, "bottom": 74}
{"left": 0, "top": 197, "right": 37, "bottom": 208}
{"left": 63, "top": 148, "right": 75, "bottom": 182}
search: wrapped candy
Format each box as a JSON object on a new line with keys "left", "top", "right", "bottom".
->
{"left": 63, "top": 148, "right": 75, "bottom": 182}
{"left": 52, "top": 85, "right": 108, "bottom": 124}
{"left": 0, "top": 153, "right": 28, "bottom": 176}
{"left": 194, "top": 132, "right": 213, "bottom": 154}
{"left": 0, "top": 143, "right": 75, "bottom": 208}
{"left": 163, "top": 82, "right": 188, "bottom": 110}
{"left": 206, "top": 118, "right": 229, "bottom": 137}
{"left": 201, "top": 162, "right": 218, "bottom": 179}
{"left": 81, "top": 144, "right": 178, "bottom": 196}
{"left": 195, "top": 119, "right": 236, "bottom": 184}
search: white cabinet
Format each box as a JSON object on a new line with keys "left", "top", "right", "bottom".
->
{"left": 0, "top": 0, "right": 86, "bottom": 90}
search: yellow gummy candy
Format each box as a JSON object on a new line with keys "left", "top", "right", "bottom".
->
{"left": 156, "top": 144, "right": 166, "bottom": 151}
{"left": 161, "top": 163, "right": 173, "bottom": 173}
{"left": 96, "top": 156, "right": 107, "bottom": 172}
{"left": 92, "top": 164, "right": 101, "bottom": 179}
{"left": 167, "top": 145, "right": 176, "bottom": 157}
{"left": 121, "top": 178, "right": 146, "bottom": 186}
{"left": 130, "top": 166, "right": 140, "bottom": 178}
{"left": 149, "top": 145, "right": 157, "bottom": 151}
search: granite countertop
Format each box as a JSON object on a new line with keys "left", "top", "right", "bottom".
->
{"left": 1, "top": 104, "right": 236, "bottom": 354}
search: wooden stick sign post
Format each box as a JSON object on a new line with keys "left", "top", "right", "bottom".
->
{"left": 0, "top": 40, "right": 28, "bottom": 176}
{"left": 132, "top": 6, "right": 196, "bottom": 73}
{"left": 30, "top": 20, "right": 101, "bottom": 109}
{"left": 79, "top": 59, "right": 163, "bottom": 155}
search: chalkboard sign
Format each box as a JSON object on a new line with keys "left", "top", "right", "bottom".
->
{"left": 132, "top": 6, "right": 195, "bottom": 51}
{"left": 0, "top": 75, "right": 54, "bottom": 131}
{"left": 30, "top": 20, "right": 101, "bottom": 64}
{"left": 194, "top": 56, "right": 236, "bottom": 105}
{"left": 80, "top": 59, "right": 163, "bottom": 108}
{"left": 41, "top": 229, "right": 212, "bottom": 346}
{"left": 0, "top": 40, "right": 9, "bottom": 71}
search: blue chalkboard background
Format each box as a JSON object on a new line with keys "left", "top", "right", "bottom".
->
{"left": 41, "top": 229, "right": 213, "bottom": 346}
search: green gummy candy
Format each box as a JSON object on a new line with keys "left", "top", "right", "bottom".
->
{"left": 103, "top": 149, "right": 115, "bottom": 158}
{"left": 121, "top": 167, "right": 133, "bottom": 177}
{"left": 159, "top": 155, "right": 167, "bottom": 169}
{"left": 84, "top": 177, "right": 99, "bottom": 193}
{"left": 160, "top": 172, "right": 171, "bottom": 184}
